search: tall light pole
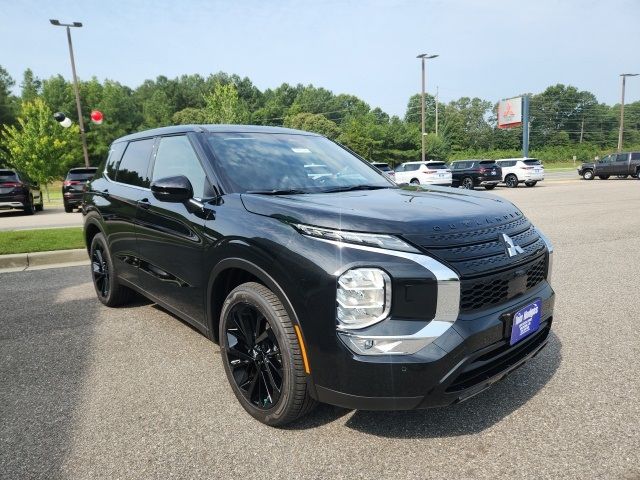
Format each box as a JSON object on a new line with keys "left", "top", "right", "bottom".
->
{"left": 50, "top": 19, "right": 90, "bottom": 167}
{"left": 618, "top": 73, "right": 639, "bottom": 152}
{"left": 416, "top": 53, "right": 438, "bottom": 162}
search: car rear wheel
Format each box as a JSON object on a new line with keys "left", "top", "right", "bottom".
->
{"left": 23, "top": 195, "right": 35, "bottom": 215}
{"left": 90, "top": 233, "right": 134, "bottom": 307}
{"left": 410, "top": 178, "right": 420, "bottom": 185}
{"left": 524, "top": 181, "right": 537, "bottom": 187}
{"left": 461, "top": 177, "right": 474, "bottom": 189}
{"left": 35, "top": 196, "right": 44, "bottom": 211}
{"left": 598, "top": 175, "right": 610, "bottom": 180}
{"left": 583, "top": 170, "right": 594, "bottom": 180}
{"left": 64, "top": 202, "right": 73, "bottom": 213}
{"left": 220, "top": 282, "right": 316, "bottom": 426}
{"left": 505, "top": 174, "right": 518, "bottom": 188}
{"left": 616, "top": 175, "right": 629, "bottom": 179}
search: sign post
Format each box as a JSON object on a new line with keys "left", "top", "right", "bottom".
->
{"left": 498, "top": 95, "right": 530, "bottom": 158}
{"left": 522, "top": 95, "right": 530, "bottom": 158}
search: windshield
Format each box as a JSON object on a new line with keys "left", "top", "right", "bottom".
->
{"left": 206, "top": 133, "right": 394, "bottom": 193}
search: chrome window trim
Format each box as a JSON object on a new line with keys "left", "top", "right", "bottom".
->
{"left": 309, "top": 237, "right": 461, "bottom": 355}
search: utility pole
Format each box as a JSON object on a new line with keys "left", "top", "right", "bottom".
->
{"left": 435, "top": 86, "right": 439, "bottom": 136}
{"left": 416, "top": 53, "right": 438, "bottom": 161}
{"left": 579, "top": 118, "right": 584, "bottom": 143}
{"left": 50, "top": 19, "right": 90, "bottom": 167}
{"left": 618, "top": 73, "right": 639, "bottom": 152}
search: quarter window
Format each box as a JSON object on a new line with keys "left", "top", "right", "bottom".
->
{"left": 152, "top": 135, "right": 208, "bottom": 199}
{"left": 116, "top": 138, "right": 154, "bottom": 188}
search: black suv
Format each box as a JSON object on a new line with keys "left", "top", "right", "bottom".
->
{"left": 83, "top": 125, "right": 555, "bottom": 426}
{"left": 0, "top": 168, "right": 44, "bottom": 215}
{"left": 63, "top": 167, "right": 98, "bottom": 212}
{"left": 578, "top": 152, "right": 640, "bottom": 180}
{"left": 450, "top": 160, "right": 502, "bottom": 190}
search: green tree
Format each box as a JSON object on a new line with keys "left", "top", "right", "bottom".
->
{"left": 0, "top": 98, "right": 82, "bottom": 199}
{"left": 20, "top": 69, "right": 41, "bottom": 103}
{"left": 0, "top": 65, "right": 18, "bottom": 126}
{"left": 202, "top": 83, "right": 249, "bottom": 124}
{"left": 283, "top": 112, "right": 340, "bottom": 139}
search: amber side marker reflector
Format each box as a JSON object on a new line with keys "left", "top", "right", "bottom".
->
{"left": 294, "top": 325, "right": 311, "bottom": 374}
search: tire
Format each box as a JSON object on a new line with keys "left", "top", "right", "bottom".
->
{"left": 583, "top": 170, "right": 594, "bottom": 180}
{"left": 484, "top": 184, "right": 496, "bottom": 190}
{"left": 220, "top": 282, "right": 316, "bottom": 426}
{"left": 505, "top": 174, "right": 519, "bottom": 188}
{"left": 90, "top": 233, "right": 134, "bottom": 307}
{"left": 410, "top": 178, "right": 420, "bottom": 185}
{"left": 35, "top": 196, "right": 44, "bottom": 212}
{"left": 524, "top": 181, "right": 537, "bottom": 187}
{"left": 598, "top": 175, "right": 609, "bottom": 180}
{"left": 616, "top": 175, "right": 629, "bottom": 179}
{"left": 461, "top": 177, "right": 474, "bottom": 189}
{"left": 23, "top": 195, "right": 35, "bottom": 215}
{"left": 64, "top": 203, "right": 73, "bottom": 213}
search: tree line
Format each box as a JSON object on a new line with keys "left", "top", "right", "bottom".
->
{"left": 1, "top": 64, "right": 639, "bottom": 186}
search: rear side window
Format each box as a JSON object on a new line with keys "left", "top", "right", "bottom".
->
{"left": 404, "top": 163, "right": 420, "bottom": 172}
{"left": 631, "top": 152, "right": 640, "bottom": 160}
{"left": 105, "top": 142, "right": 127, "bottom": 179}
{"left": 152, "top": 135, "right": 208, "bottom": 198}
{"left": 116, "top": 139, "right": 155, "bottom": 188}
{"left": 0, "top": 170, "right": 18, "bottom": 182}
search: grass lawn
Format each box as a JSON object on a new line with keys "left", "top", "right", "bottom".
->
{"left": 42, "top": 181, "right": 63, "bottom": 205}
{"left": 0, "top": 227, "right": 85, "bottom": 255}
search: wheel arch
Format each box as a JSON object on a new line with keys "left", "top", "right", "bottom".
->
{"left": 206, "top": 258, "right": 302, "bottom": 344}
{"left": 84, "top": 213, "right": 104, "bottom": 254}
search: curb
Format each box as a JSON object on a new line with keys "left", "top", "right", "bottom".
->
{"left": 0, "top": 248, "right": 89, "bottom": 272}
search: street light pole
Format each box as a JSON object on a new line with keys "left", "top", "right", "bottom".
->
{"left": 416, "top": 53, "right": 438, "bottom": 162}
{"left": 618, "top": 73, "right": 639, "bottom": 152}
{"left": 50, "top": 19, "right": 90, "bottom": 167}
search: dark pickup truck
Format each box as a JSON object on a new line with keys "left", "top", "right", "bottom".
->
{"left": 578, "top": 152, "right": 640, "bottom": 180}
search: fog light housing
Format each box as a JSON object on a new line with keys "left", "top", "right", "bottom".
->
{"left": 337, "top": 268, "right": 391, "bottom": 330}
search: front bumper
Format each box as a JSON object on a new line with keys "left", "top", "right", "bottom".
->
{"left": 314, "top": 282, "right": 554, "bottom": 409}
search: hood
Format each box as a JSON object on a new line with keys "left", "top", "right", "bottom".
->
{"left": 581, "top": 162, "right": 595, "bottom": 168}
{"left": 240, "top": 186, "right": 524, "bottom": 235}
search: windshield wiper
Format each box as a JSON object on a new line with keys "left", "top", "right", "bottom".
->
{"left": 319, "top": 185, "right": 390, "bottom": 193}
{"left": 245, "top": 188, "right": 308, "bottom": 195}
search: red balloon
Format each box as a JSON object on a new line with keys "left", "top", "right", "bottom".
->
{"left": 90, "top": 110, "right": 104, "bottom": 124}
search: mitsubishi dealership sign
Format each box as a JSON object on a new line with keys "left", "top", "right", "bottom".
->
{"left": 498, "top": 97, "right": 523, "bottom": 129}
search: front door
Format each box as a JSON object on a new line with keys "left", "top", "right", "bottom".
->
{"left": 613, "top": 153, "right": 629, "bottom": 175}
{"left": 135, "top": 134, "right": 213, "bottom": 327}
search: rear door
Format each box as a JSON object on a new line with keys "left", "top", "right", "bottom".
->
{"left": 102, "top": 138, "right": 155, "bottom": 285}
{"left": 134, "top": 133, "right": 212, "bottom": 327}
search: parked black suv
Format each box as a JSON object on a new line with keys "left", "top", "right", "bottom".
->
{"left": 63, "top": 167, "right": 98, "bottom": 212}
{"left": 578, "top": 152, "right": 640, "bottom": 180}
{"left": 450, "top": 159, "right": 502, "bottom": 189}
{"left": 83, "top": 125, "right": 555, "bottom": 426}
{"left": 0, "top": 168, "right": 44, "bottom": 215}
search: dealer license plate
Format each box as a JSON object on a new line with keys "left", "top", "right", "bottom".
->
{"left": 510, "top": 299, "right": 541, "bottom": 345}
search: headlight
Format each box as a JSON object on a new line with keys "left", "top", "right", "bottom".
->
{"left": 295, "top": 224, "right": 419, "bottom": 253}
{"left": 336, "top": 268, "right": 391, "bottom": 329}
{"left": 537, "top": 229, "right": 554, "bottom": 280}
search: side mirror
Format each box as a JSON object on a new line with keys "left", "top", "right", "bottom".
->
{"left": 151, "top": 175, "right": 193, "bottom": 203}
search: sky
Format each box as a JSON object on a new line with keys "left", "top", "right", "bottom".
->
{"left": 1, "top": 0, "right": 639, "bottom": 117}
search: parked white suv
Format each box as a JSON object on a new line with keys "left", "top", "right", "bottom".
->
{"left": 394, "top": 161, "right": 452, "bottom": 186}
{"left": 495, "top": 158, "right": 545, "bottom": 188}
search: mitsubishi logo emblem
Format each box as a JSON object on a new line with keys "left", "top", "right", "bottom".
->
{"left": 500, "top": 233, "right": 524, "bottom": 258}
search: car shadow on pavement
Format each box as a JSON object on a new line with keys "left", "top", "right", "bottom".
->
{"left": 341, "top": 331, "right": 562, "bottom": 438}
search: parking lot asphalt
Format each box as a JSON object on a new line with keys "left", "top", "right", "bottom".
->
{"left": 1, "top": 179, "right": 639, "bottom": 479}
{"left": 0, "top": 205, "right": 83, "bottom": 231}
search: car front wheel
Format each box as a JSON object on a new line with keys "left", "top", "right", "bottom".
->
{"left": 583, "top": 170, "right": 594, "bottom": 180}
{"left": 220, "top": 282, "right": 316, "bottom": 426}
{"left": 484, "top": 184, "right": 496, "bottom": 190}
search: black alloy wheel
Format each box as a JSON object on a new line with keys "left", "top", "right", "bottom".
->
{"left": 462, "top": 177, "right": 474, "bottom": 189}
{"left": 23, "top": 195, "right": 35, "bottom": 215}
{"left": 220, "top": 282, "right": 316, "bottom": 426}
{"left": 505, "top": 174, "right": 519, "bottom": 188}
{"left": 91, "top": 244, "right": 110, "bottom": 299}
{"left": 225, "top": 302, "right": 284, "bottom": 409}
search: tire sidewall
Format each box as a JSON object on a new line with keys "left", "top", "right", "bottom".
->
{"left": 506, "top": 174, "right": 518, "bottom": 187}
{"left": 462, "top": 177, "right": 473, "bottom": 189}
{"left": 219, "top": 286, "right": 296, "bottom": 425}
{"left": 583, "top": 170, "right": 593, "bottom": 180}
{"left": 90, "top": 233, "right": 116, "bottom": 305}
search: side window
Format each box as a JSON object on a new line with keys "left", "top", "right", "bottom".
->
{"left": 105, "top": 142, "right": 127, "bottom": 179}
{"left": 152, "top": 135, "right": 208, "bottom": 199}
{"left": 405, "top": 164, "right": 420, "bottom": 172}
{"left": 116, "top": 138, "right": 154, "bottom": 188}
{"left": 630, "top": 152, "right": 640, "bottom": 161}
{"left": 616, "top": 153, "right": 629, "bottom": 162}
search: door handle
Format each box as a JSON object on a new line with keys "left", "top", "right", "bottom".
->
{"left": 138, "top": 198, "right": 151, "bottom": 210}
